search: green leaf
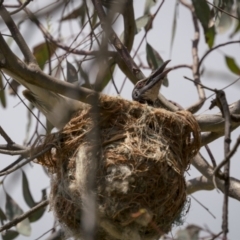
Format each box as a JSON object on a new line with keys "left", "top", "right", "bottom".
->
{"left": 192, "top": 0, "right": 211, "bottom": 31}
{"left": 0, "top": 74, "right": 7, "bottom": 108}
{"left": 5, "top": 194, "right": 31, "bottom": 236}
{"left": 67, "top": 60, "right": 78, "bottom": 83}
{"left": 146, "top": 42, "right": 169, "bottom": 87}
{"left": 231, "top": 21, "right": 240, "bottom": 38}
{"left": 144, "top": 0, "right": 158, "bottom": 14}
{"left": 215, "top": 13, "right": 233, "bottom": 33}
{"left": 170, "top": 1, "right": 179, "bottom": 55}
{"left": 96, "top": 62, "right": 116, "bottom": 91}
{"left": 146, "top": 42, "right": 163, "bottom": 70}
{"left": 205, "top": 26, "right": 215, "bottom": 48}
{"left": 22, "top": 170, "right": 36, "bottom": 208}
{"left": 29, "top": 189, "right": 47, "bottom": 223}
{"left": 2, "top": 230, "right": 19, "bottom": 240}
{"left": 225, "top": 56, "right": 240, "bottom": 75}
{"left": 0, "top": 207, "right": 7, "bottom": 225}
{"left": 22, "top": 171, "right": 47, "bottom": 222}
{"left": 33, "top": 42, "right": 57, "bottom": 70}
{"left": 61, "top": 4, "right": 86, "bottom": 24}
{"left": 135, "top": 15, "right": 151, "bottom": 34}
{"left": 16, "top": 218, "right": 31, "bottom": 236}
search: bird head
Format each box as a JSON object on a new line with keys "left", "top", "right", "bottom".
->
{"left": 132, "top": 60, "right": 171, "bottom": 105}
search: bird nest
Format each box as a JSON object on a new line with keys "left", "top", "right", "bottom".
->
{"left": 37, "top": 95, "right": 200, "bottom": 240}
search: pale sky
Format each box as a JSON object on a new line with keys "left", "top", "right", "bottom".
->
{"left": 1, "top": 1, "right": 240, "bottom": 239}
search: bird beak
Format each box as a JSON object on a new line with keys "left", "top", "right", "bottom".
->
{"left": 144, "top": 60, "right": 171, "bottom": 90}
{"left": 144, "top": 60, "right": 172, "bottom": 91}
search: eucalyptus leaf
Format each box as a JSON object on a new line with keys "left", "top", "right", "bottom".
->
{"left": 67, "top": 60, "right": 78, "bottom": 83}
{"left": 16, "top": 218, "right": 31, "bottom": 236}
{"left": 22, "top": 170, "right": 36, "bottom": 208}
{"left": 144, "top": 0, "right": 158, "bottom": 14}
{"left": 0, "top": 207, "right": 7, "bottom": 224}
{"left": 146, "top": 43, "right": 169, "bottom": 87}
{"left": 192, "top": 0, "right": 211, "bottom": 31}
{"left": 5, "top": 194, "right": 31, "bottom": 236}
{"left": 2, "top": 230, "right": 19, "bottom": 240}
{"left": 170, "top": 0, "right": 179, "bottom": 55}
{"left": 135, "top": 15, "right": 151, "bottom": 34}
{"left": 225, "top": 56, "right": 240, "bottom": 75}
{"left": 33, "top": 42, "right": 58, "bottom": 70}
{"left": 0, "top": 73, "right": 7, "bottom": 108}
{"left": 29, "top": 189, "right": 47, "bottom": 223}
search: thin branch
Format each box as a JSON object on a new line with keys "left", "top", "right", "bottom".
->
{"left": 191, "top": 195, "right": 216, "bottom": 219}
{"left": 0, "top": 126, "right": 14, "bottom": 144}
{"left": 10, "top": 0, "right": 32, "bottom": 15}
{"left": 0, "top": 5, "right": 37, "bottom": 64}
{"left": 192, "top": 153, "right": 240, "bottom": 201}
{"left": 213, "top": 135, "right": 240, "bottom": 178}
{"left": 133, "top": 0, "right": 165, "bottom": 58}
{"left": 91, "top": 0, "right": 144, "bottom": 80}
{"left": 180, "top": 0, "right": 206, "bottom": 113}
{"left": 198, "top": 41, "right": 240, "bottom": 72}
{"left": 0, "top": 200, "right": 49, "bottom": 232}
{"left": 205, "top": 145, "right": 217, "bottom": 168}
{"left": 0, "top": 145, "right": 52, "bottom": 176}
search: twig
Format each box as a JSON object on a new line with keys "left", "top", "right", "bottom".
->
{"left": 0, "top": 145, "right": 52, "bottom": 176}
{"left": 213, "top": 135, "right": 240, "bottom": 178}
{"left": 180, "top": 0, "right": 206, "bottom": 113}
{"left": 191, "top": 195, "right": 216, "bottom": 219}
{"left": 0, "top": 126, "right": 14, "bottom": 144}
{"left": 192, "top": 153, "right": 240, "bottom": 201}
{"left": 92, "top": 0, "right": 144, "bottom": 81}
{"left": 0, "top": 5, "right": 37, "bottom": 64}
{"left": 133, "top": 0, "right": 165, "bottom": 58}
{"left": 0, "top": 200, "right": 49, "bottom": 232}
{"left": 10, "top": 0, "right": 32, "bottom": 15}
{"left": 198, "top": 40, "right": 240, "bottom": 72}
{"left": 205, "top": 145, "right": 217, "bottom": 168}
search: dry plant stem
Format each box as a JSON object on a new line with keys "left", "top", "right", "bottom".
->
{"left": 0, "top": 5, "right": 37, "bottom": 64}
{"left": 0, "top": 200, "right": 49, "bottom": 233}
{"left": 180, "top": 0, "right": 205, "bottom": 113}
{"left": 191, "top": 153, "right": 240, "bottom": 201}
{"left": 198, "top": 40, "right": 240, "bottom": 72}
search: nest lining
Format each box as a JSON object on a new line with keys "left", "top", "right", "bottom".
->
{"left": 37, "top": 95, "right": 200, "bottom": 240}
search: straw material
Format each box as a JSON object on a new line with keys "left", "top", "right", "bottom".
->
{"left": 37, "top": 95, "right": 201, "bottom": 240}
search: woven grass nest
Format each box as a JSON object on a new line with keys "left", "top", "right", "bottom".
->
{"left": 37, "top": 95, "right": 201, "bottom": 240}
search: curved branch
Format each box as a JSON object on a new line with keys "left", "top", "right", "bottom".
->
{"left": 191, "top": 153, "right": 240, "bottom": 201}
{"left": 198, "top": 41, "right": 240, "bottom": 72}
